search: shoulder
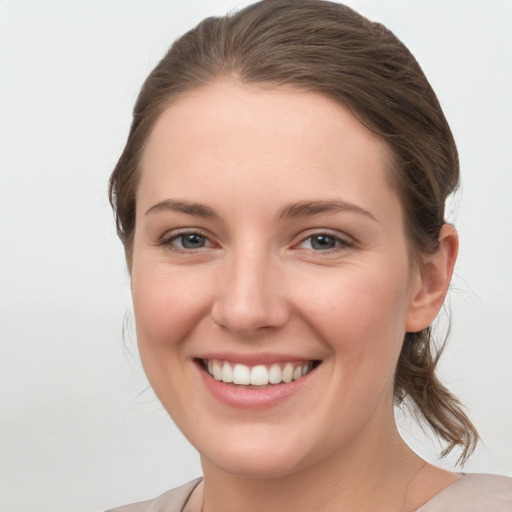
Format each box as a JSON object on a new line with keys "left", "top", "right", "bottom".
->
{"left": 104, "top": 478, "right": 202, "bottom": 512}
{"left": 418, "top": 473, "right": 512, "bottom": 511}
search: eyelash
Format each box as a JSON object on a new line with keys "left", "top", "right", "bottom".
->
{"left": 295, "top": 231, "right": 355, "bottom": 253}
{"left": 158, "top": 229, "right": 354, "bottom": 254}
{"left": 158, "top": 230, "right": 214, "bottom": 252}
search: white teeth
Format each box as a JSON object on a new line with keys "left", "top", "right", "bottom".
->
{"left": 268, "top": 364, "right": 282, "bottom": 384}
{"left": 250, "top": 365, "right": 269, "bottom": 386}
{"left": 222, "top": 361, "right": 233, "bottom": 383}
{"left": 282, "top": 363, "right": 294, "bottom": 383}
{"left": 205, "top": 359, "right": 315, "bottom": 386}
{"left": 233, "top": 364, "right": 251, "bottom": 385}
{"left": 212, "top": 360, "right": 223, "bottom": 381}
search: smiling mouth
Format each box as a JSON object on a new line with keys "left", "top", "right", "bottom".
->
{"left": 199, "top": 359, "right": 320, "bottom": 387}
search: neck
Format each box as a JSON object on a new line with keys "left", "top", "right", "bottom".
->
{"left": 200, "top": 415, "right": 426, "bottom": 512}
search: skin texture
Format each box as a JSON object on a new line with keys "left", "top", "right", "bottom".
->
{"left": 131, "top": 81, "right": 459, "bottom": 511}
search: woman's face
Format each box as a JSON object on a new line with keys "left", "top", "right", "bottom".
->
{"left": 131, "top": 81, "right": 424, "bottom": 477}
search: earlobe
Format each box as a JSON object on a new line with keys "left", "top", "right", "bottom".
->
{"left": 405, "top": 224, "right": 459, "bottom": 333}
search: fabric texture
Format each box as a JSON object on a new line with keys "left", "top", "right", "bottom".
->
{"left": 415, "top": 473, "right": 512, "bottom": 511}
{"left": 106, "top": 473, "right": 512, "bottom": 511}
{"left": 105, "top": 479, "right": 202, "bottom": 512}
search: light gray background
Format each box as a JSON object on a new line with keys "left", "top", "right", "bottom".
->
{"left": 1, "top": 1, "right": 511, "bottom": 511}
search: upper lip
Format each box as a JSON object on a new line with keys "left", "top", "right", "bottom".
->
{"left": 196, "top": 352, "right": 320, "bottom": 366}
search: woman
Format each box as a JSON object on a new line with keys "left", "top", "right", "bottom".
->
{"left": 106, "top": 1, "right": 512, "bottom": 510}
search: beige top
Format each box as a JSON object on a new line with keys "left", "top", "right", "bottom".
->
{"left": 106, "top": 473, "right": 512, "bottom": 512}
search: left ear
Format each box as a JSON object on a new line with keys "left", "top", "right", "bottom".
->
{"left": 405, "top": 223, "right": 459, "bottom": 333}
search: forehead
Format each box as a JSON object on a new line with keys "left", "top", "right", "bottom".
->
{"left": 138, "top": 80, "right": 398, "bottom": 219}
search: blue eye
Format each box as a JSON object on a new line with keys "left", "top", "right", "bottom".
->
{"left": 175, "top": 233, "right": 207, "bottom": 249}
{"left": 309, "top": 234, "right": 337, "bottom": 250}
{"left": 160, "top": 231, "right": 212, "bottom": 251}
{"left": 298, "top": 233, "right": 352, "bottom": 251}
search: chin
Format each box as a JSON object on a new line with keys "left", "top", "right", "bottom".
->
{"left": 206, "top": 451, "right": 309, "bottom": 479}
{"left": 198, "top": 428, "right": 319, "bottom": 479}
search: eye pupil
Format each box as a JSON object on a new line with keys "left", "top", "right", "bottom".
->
{"left": 181, "top": 233, "right": 205, "bottom": 249}
{"left": 311, "top": 235, "right": 336, "bottom": 250}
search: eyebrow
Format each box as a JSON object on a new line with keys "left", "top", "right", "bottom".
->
{"left": 277, "top": 199, "right": 377, "bottom": 222}
{"left": 145, "top": 199, "right": 219, "bottom": 218}
{"left": 144, "top": 198, "right": 376, "bottom": 222}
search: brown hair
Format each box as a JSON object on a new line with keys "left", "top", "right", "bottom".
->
{"left": 109, "top": 0, "right": 478, "bottom": 462}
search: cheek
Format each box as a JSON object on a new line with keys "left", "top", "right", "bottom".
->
{"left": 131, "top": 265, "right": 211, "bottom": 359}
{"left": 130, "top": 265, "right": 215, "bottom": 418}
{"left": 297, "top": 265, "right": 411, "bottom": 370}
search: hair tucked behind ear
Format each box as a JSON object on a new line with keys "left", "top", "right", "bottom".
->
{"left": 109, "top": 0, "right": 479, "bottom": 462}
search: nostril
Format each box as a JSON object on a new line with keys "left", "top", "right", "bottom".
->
{"left": 210, "top": 267, "right": 289, "bottom": 336}
{"left": 211, "top": 297, "right": 290, "bottom": 336}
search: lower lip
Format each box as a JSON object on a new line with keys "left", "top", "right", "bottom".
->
{"left": 197, "top": 363, "right": 316, "bottom": 410}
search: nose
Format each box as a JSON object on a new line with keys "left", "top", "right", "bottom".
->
{"left": 211, "top": 245, "right": 289, "bottom": 338}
